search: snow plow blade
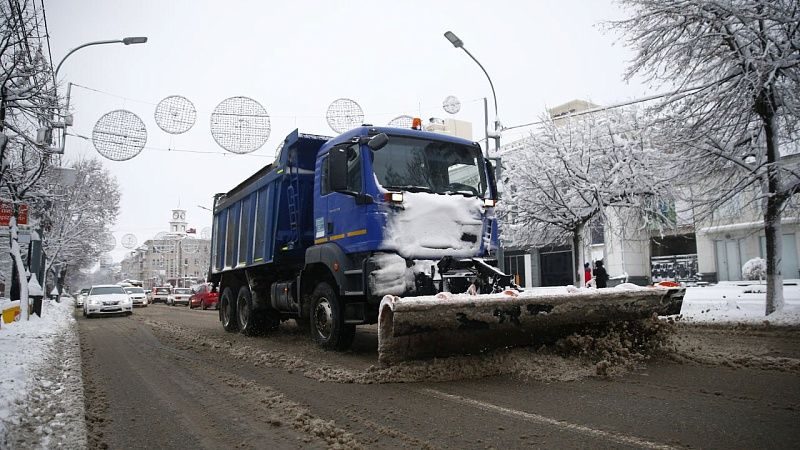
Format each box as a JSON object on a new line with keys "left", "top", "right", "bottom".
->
{"left": 378, "top": 287, "right": 684, "bottom": 364}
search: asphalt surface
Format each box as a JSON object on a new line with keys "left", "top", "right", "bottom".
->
{"left": 77, "top": 305, "right": 800, "bottom": 449}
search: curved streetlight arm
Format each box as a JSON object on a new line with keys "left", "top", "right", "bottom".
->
{"left": 55, "top": 37, "right": 148, "bottom": 78}
{"left": 55, "top": 40, "right": 121, "bottom": 78}
{"left": 459, "top": 46, "right": 498, "bottom": 120}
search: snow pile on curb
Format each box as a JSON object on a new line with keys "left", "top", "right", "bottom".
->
{"left": 0, "top": 298, "right": 87, "bottom": 448}
{"left": 680, "top": 281, "right": 800, "bottom": 325}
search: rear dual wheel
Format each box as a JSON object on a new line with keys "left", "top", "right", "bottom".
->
{"left": 220, "top": 287, "right": 238, "bottom": 332}
{"left": 236, "top": 286, "right": 279, "bottom": 336}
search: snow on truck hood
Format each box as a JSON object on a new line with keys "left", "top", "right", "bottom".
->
{"left": 381, "top": 192, "right": 485, "bottom": 259}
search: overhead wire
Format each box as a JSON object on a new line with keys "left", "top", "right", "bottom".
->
{"left": 38, "top": 0, "right": 54, "bottom": 84}
{"left": 67, "top": 132, "right": 273, "bottom": 158}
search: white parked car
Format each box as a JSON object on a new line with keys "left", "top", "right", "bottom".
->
{"left": 151, "top": 286, "right": 171, "bottom": 304}
{"left": 75, "top": 288, "right": 90, "bottom": 308}
{"left": 83, "top": 285, "right": 133, "bottom": 318}
{"left": 168, "top": 287, "right": 192, "bottom": 306}
{"left": 124, "top": 286, "right": 148, "bottom": 307}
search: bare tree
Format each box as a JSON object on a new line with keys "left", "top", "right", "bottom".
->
{"left": 1, "top": 0, "right": 59, "bottom": 318}
{"left": 613, "top": 0, "right": 800, "bottom": 313}
{"left": 500, "top": 109, "right": 672, "bottom": 287}
{"left": 29, "top": 157, "right": 121, "bottom": 292}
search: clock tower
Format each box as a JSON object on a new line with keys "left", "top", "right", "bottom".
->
{"left": 170, "top": 209, "right": 187, "bottom": 235}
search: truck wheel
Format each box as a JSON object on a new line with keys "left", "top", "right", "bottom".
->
{"left": 236, "top": 286, "right": 259, "bottom": 336}
{"left": 309, "top": 282, "right": 355, "bottom": 350}
{"left": 220, "top": 287, "right": 238, "bottom": 332}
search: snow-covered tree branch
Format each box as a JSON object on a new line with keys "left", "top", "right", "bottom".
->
{"left": 499, "top": 109, "right": 673, "bottom": 286}
{"left": 1, "top": 0, "right": 60, "bottom": 319}
{"left": 612, "top": 0, "right": 800, "bottom": 314}
{"left": 29, "top": 157, "right": 121, "bottom": 292}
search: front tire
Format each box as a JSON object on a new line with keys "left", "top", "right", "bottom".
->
{"left": 309, "top": 282, "right": 355, "bottom": 351}
{"left": 220, "top": 287, "right": 238, "bottom": 332}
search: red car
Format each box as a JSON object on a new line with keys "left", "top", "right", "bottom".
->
{"left": 189, "top": 283, "right": 219, "bottom": 310}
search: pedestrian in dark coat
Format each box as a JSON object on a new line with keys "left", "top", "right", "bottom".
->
{"left": 594, "top": 260, "right": 609, "bottom": 288}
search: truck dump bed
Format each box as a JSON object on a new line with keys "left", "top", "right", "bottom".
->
{"left": 210, "top": 130, "right": 330, "bottom": 274}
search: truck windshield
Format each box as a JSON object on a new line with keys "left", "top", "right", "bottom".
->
{"left": 371, "top": 136, "right": 487, "bottom": 197}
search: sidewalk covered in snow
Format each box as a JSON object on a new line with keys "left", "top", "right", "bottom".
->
{"left": 0, "top": 297, "right": 86, "bottom": 448}
{"left": 679, "top": 281, "right": 800, "bottom": 325}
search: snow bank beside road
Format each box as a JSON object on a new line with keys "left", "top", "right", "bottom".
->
{"left": 0, "top": 298, "right": 87, "bottom": 448}
{"left": 680, "top": 281, "right": 800, "bottom": 325}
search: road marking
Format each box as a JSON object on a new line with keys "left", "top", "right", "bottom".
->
{"left": 420, "top": 388, "right": 679, "bottom": 450}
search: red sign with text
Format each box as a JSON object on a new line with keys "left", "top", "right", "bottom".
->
{"left": 0, "top": 201, "right": 28, "bottom": 226}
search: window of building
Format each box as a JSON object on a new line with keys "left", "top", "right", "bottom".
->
{"left": 590, "top": 217, "right": 605, "bottom": 245}
{"left": 504, "top": 254, "right": 527, "bottom": 287}
{"left": 759, "top": 234, "right": 799, "bottom": 279}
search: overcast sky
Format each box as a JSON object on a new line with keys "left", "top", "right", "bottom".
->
{"left": 46, "top": 0, "right": 647, "bottom": 262}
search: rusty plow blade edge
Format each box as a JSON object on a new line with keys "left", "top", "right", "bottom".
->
{"left": 377, "top": 288, "right": 684, "bottom": 365}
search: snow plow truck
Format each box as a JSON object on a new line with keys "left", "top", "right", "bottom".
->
{"left": 208, "top": 125, "right": 684, "bottom": 363}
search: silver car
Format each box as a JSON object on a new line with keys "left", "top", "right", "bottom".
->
{"left": 75, "top": 288, "right": 90, "bottom": 308}
{"left": 83, "top": 285, "right": 133, "bottom": 318}
{"left": 124, "top": 286, "right": 148, "bottom": 307}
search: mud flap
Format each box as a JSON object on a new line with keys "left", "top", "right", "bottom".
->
{"left": 377, "top": 287, "right": 684, "bottom": 365}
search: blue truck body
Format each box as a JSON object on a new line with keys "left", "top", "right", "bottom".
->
{"left": 209, "top": 126, "right": 503, "bottom": 348}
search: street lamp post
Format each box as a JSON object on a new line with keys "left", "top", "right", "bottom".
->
{"left": 444, "top": 31, "right": 501, "bottom": 154}
{"left": 444, "top": 31, "right": 505, "bottom": 272}
{"left": 50, "top": 36, "right": 148, "bottom": 154}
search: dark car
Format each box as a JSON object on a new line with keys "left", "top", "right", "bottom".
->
{"left": 188, "top": 283, "right": 219, "bottom": 310}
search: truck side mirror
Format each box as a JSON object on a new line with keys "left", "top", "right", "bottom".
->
{"left": 328, "top": 147, "right": 349, "bottom": 192}
{"left": 485, "top": 157, "right": 499, "bottom": 200}
{"left": 367, "top": 133, "right": 389, "bottom": 151}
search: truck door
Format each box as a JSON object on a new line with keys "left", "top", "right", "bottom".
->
{"left": 322, "top": 143, "right": 367, "bottom": 252}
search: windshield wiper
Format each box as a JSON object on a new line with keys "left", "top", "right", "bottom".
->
{"left": 384, "top": 185, "right": 433, "bottom": 193}
{"left": 443, "top": 190, "right": 477, "bottom": 197}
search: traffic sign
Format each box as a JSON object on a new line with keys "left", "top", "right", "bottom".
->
{"left": 0, "top": 201, "right": 28, "bottom": 226}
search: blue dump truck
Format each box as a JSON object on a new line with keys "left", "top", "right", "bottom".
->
{"left": 209, "top": 125, "right": 684, "bottom": 363}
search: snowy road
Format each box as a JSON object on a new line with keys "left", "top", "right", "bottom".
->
{"left": 77, "top": 305, "right": 800, "bottom": 449}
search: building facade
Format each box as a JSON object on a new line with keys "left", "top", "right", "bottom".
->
{"left": 120, "top": 208, "right": 211, "bottom": 288}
